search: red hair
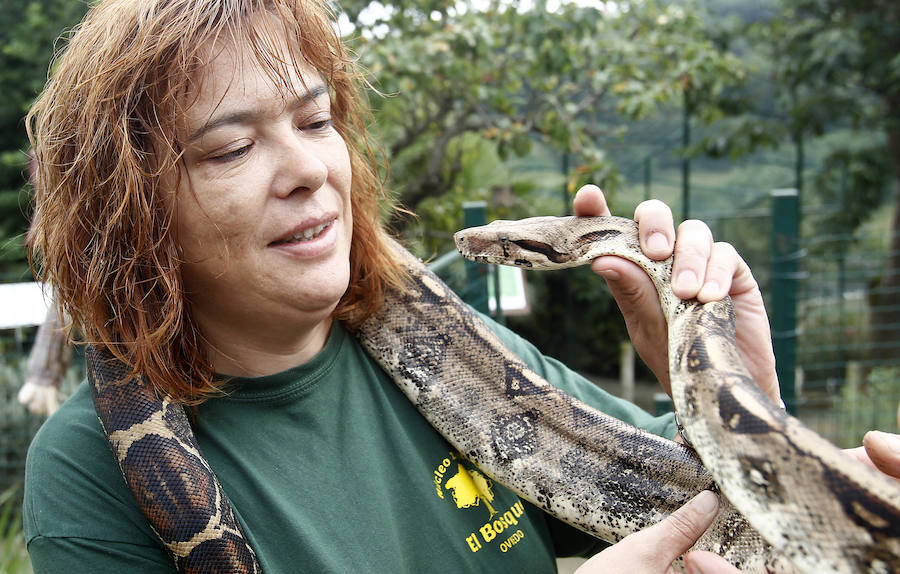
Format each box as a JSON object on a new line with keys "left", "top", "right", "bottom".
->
{"left": 27, "top": 0, "right": 405, "bottom": 404}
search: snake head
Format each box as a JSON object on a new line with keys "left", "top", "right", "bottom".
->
{"left": 454, "top": 215, "right": 633, "bottom": 270}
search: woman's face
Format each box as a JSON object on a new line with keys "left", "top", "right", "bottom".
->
{"left": 174, "top": 38, "right": 353, "bottom": 372}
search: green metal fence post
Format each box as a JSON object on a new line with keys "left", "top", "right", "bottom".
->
{"left": 771, "top": 188, "right": 800, "bottom": 413}
{"left": 462, "top": 201, "right": 489, "bottom": 314}
{"left": 491, "top": 264, "right": 505, "bottom": 326}
{"left": 838, "top": 162, "right": 848, "bottom": 365}
{"left": 561, "top": 153, "right": 574, "bottom": 366}
{"left": 643, "top": 156, "right": 652, "bottom": 202}
{"left": 681, "top": 89, "right": 692, "bottom": 222}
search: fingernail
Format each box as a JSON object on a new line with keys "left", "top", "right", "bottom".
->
{"left": 685, "top": 560, "right": 707, "bottom": 574}
{"left": 694, "top": 490, "right": 718, "bottom": 515}
{"left": 646, "top": 232, "right": 669, "bottom": 252}
{"left": 677, "top": 269, "right": 699, "bottom": 291}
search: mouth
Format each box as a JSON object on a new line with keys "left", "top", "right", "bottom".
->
{"left": 270, "top": 218, "right": 335, "bottom": 246}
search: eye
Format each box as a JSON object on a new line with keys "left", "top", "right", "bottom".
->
{"left": 210, "top": 144, "right": 251, "bottom": 163}
{"left": 300, "top": 118, "right": 333, "bottom": 132}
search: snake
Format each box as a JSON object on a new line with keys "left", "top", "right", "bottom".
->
{"left": 84, "top": 215, "right": 900, "bottom": 573}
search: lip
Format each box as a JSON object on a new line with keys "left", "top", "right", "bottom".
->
{"left": 268, "top": 215, "right": 339, "bottom": 258}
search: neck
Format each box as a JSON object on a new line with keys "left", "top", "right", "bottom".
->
{"left": 200, "top": 314, "right": 335, "bottom": 378}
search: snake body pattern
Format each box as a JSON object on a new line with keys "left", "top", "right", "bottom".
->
{"left": 86, "top": 215, "right": 900, "bottom": 573}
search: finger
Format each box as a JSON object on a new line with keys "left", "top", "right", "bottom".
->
{"left": 574, "top": 491, "right": 719, "bottom": 574}
{"left": 671, "top": 220, "right": 714, "bottom": 299}
{"left": 634, "top": 200, "right": 675, "bottom": 260}
{"left": 862, "top": 431, "right": 900, "bottom": 479}
{"left": 844, "top": 446, "right": 880, "bottom": 471}
{"left": 591, "top": 255, "right": 670, "bottom": 390}
{"left": 630, "top": 490, "right": 720, "bottom": 568}
{"left": 683, "top": 551, "right": 743, "bottom": 574}
{"left": 696, "top": 242, "right": 740, "bottom": 303}
{"left": 728, "top": 277, "right": 780, "bottom": 403}
{"left": 573, "top": 185, "right": 612, "bottom": 217}
{"left": 654, "top": 490, "right": 720, "bottom": 557}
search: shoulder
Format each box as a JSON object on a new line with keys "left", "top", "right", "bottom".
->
{"left": 24, "top": 380, "right": 161, "bottom": 548}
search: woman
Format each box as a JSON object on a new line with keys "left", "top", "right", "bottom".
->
{"left": 22, "top": 0, "right": 899, "bottom": 573}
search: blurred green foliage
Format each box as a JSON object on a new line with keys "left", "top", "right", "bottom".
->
{"left": 0, "top": 0, "right": 89, "bottom": 279}
{"left": 1, "top": 483, "right": 32, "bottom": 574}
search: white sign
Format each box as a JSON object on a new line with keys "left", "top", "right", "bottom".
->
{"left": 487, "top": 265, "right": 529, "bottom": 315}
{"left": 0, "top": 282, "right": 53, "bottom": 329}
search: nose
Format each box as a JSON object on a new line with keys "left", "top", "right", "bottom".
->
{"left": 272, "top": 133, "right": 328, "bottom": 198}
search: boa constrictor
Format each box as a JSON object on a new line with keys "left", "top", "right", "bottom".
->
{"left": 86, "top": 215, "right": 900, "bottom": 574}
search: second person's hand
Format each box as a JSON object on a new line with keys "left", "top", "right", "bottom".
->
{"left": 571, "top": 185, "right": 779, "bottom": 403}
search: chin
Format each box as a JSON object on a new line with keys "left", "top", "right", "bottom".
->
{"left": 299, "top": 270, "right": 350, "bottom": 311}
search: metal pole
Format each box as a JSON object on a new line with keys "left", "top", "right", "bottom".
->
{"left": 561, "top": 152, "right": 574, "bottom": 366}
{"left": 681, "top": 89, "right": 691, "bottom": 222}
{"left": 838, "top": 162, "right": 848, "bottom": 365}
{"left": 771, "top": 188, "right": 801, "bottom": 413}
{"left": 794, "top": 131, "right": 804, "bottom": 202}
{"left": 491, "top": 264, "right": 505, "bottom": 326}
{"left": 643, "top": 156, "right": 652, "bottom": 201}
{"left": 462, "top": 201, "right": 489, "bottom": 314}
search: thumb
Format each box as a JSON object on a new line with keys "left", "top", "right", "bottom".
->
{"left": 592, "top": 255, "right": 658, "bottom": 301}
{"left": 575, "top": 490, "right": 721, "bottom": 574}
{"left": 592, "top": 255, "right": 670, "bottom": 390}
{"left": 635, "top": 490, "right": 721, "bottom": 568}
{"left": 862, "top": 431, "right": 900, "bottom": 479}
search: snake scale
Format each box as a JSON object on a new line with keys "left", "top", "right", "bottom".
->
{"left": 85, "top": 215, "right": 900, "bottom": 573}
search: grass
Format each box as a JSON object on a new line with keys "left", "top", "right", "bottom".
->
{"left": 1, "top": 484, "right": 32, "bottom": 574}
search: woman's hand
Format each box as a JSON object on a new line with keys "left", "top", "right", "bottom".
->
{"left": 575, "top": 491, "right": 742, "bottom": 574}
{"left": 572, "top": 185, "right": 779, "bottom": 403}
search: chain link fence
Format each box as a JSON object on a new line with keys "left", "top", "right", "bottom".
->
{"left": 792, "top": 226, "right": 900, "bottom": 447}
{"left": 694, "top": 193, "right": 900, "bottom": 448}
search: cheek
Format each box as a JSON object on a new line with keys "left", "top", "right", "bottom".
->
{"left": 328, "top": 133, "right": 353, "bottom": 193}
{"left": 179, "top": 165, "right": 260, "bottom": 230}
{"left": 174, "top": 186, "right": 247, "bottom": 268}
{"left": 175, "top": 190, "right": 211, "bottom": 252}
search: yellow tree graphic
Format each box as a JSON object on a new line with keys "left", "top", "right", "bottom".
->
{"left": 444, "top": 464, "right": 496, "bottom": 518}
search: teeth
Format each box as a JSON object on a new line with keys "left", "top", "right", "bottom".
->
{"left": 286, "top": 222, "right": 329, "bottom": 243}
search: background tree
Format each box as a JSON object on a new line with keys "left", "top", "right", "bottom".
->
{"left": 764, "top": 0, "right": 900, "bottom": 362}
{"left": 338, "top": 0, "right": 745, "bottom": 233}
{"left": 335, "top": 0, "right": 750, "bottom": 375}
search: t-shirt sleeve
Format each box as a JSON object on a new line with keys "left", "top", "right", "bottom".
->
{"left": 27, "top": 536, "right": 173, "bottom": 574}
{"left": 23, "top": 382, "right": 174, "bottom": 573}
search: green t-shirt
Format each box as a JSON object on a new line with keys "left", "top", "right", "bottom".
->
{"left": 24, "top": 316, "right": 676, "bottom": 573}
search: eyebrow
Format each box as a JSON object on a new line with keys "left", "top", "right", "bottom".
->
{"left": 187, "top": 83, "right": 330, "bottom": 143}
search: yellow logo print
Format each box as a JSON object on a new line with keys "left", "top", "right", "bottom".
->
{"left": 444, "top": 463, "right": 496, "bottom": 518}
{"left": 432, "top": 453, "right": 528, "bottom": 554}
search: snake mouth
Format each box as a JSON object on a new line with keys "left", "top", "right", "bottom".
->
{"left": 508, "top": 239, "right": 572, "bottom": 264}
